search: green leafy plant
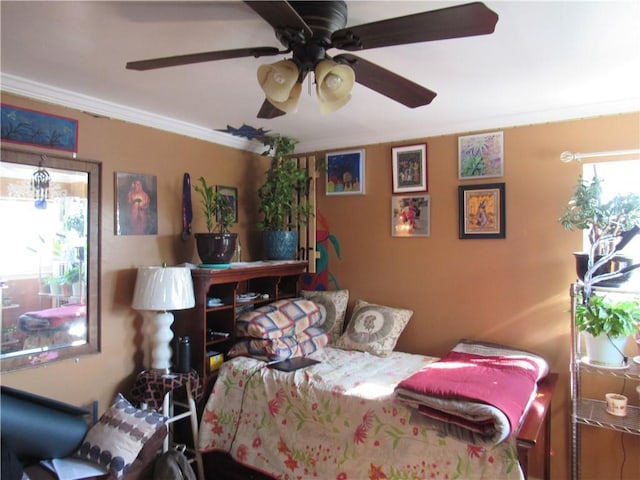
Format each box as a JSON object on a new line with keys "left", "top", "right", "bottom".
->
{"left": 257, "top": 135, "right": 312, "bottom": 231}
{"left": 63, "top": 265, "right": 82, "bottom": 284}
{"left": 575, "top": 294, "right": 640, "bottom": 338}
{"left": 193, "top": 177, "right": 235, "bottom": 234}
{"left": 560, "top": 174, "right": 640, "bottom": 248}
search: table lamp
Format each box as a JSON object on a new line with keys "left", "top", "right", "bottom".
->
{"left": 132, "top": 265, "right": 195, "bottom": 373}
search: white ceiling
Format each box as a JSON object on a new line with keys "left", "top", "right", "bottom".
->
{"left": 1, "top": 1, "right": 639, "bottom": 154}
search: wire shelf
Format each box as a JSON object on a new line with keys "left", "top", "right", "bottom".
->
{"left": 574, "top": 398, "right": 640, "bottom": 435}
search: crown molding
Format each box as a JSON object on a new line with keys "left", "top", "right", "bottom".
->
{"left": 0, "top": 73, "right": 265, "bottom": 153}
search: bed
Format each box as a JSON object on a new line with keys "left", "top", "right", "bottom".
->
{"left": 197, "top": 296, "right": 555, "bottom": 480}
{"left": 198, "top": 345, "right": 553, "bottom": 480}
{"left": 18, "top": 304, "right": 87, "bottom": 351}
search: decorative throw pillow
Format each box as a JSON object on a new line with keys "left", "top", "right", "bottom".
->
{"left": 335, "top": 299, "right": 413, "bottom": 357}
{"left": 229, "top": 326, "right": 329, "bottom": 362}
{"left": 75, "top": 393, "right": 167, "bottom": 478}
{"left": 300, "top": 289, "right": 349, "bottom": 344}
{"left": 236, "top": 298, "right": 322, "bottom": 339}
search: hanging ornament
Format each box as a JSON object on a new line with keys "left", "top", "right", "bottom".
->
{"left": 31, "top": 161, "right": 50, "bottom": 209}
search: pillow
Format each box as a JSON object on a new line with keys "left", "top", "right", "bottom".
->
{"left": 236, "top": 298, "right": 322, "bottom": 339}
{"left": 300, "top": 289, "right": 349, "bottom": 344}
{"left": 229, "top": 326, "right": 329, "bottom": 362}
{"left": 75, "top": 393, "right": 167, "bottom": 478}
{"left": 335, "top": 299, "right": 413, "bottom": 356}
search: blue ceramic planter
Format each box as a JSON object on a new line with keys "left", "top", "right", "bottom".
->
{"left": 263, "top": 231, "right": 298, "bottom": 260}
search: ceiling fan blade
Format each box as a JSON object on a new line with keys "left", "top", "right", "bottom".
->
{"left": 332, "top": 2, "right": 498, "bottom": 51}
{"left": 257, "top": 99, "right": 286, "bottom": 119}
{"left": 126, "top": 46, "right": 281, "bottom": 71}
{"left": 335, "top": 54, "right": 436, "bottom": 108}
{"left": 244, "top": 1, "right": 312, "bottom": 37}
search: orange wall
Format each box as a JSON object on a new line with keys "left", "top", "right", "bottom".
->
{"left": 2, "top": 91, "right": 639, "bottom": 479}
{"left": 311, "top": 115, "right": 640, "bottom": 480}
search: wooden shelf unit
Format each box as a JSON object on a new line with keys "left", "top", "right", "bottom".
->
{"left": 173, "top": 261, "right": 307, "bottom": 395}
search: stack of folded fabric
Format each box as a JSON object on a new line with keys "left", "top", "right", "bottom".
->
{"left": 229, "top": 298, "right": 329, "bottom": 362}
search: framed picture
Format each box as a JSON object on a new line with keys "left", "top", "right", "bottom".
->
{"left": 391, "top": 144, "right": 427, "bottom": 193}
{"left": 458, "top": 131, "right": 504, "bottom": 180}
{"left": 458, "top": 183, "right": 505, "bottom": 239}
{"left": 1, "top": 104, "right": 78, "bottom": 152}
{"left": 392, "top": 194, "right": 431, "bottom": 237}
{"left": 216, "top": 185, "right": 238, "bottom": 223}
{"left": 115, "top": 172, "right": 158, "bottom": 235}
{"left": 325, "top": 149, "right": 365, "bottom": 195}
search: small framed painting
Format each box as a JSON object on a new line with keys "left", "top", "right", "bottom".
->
{"left": 391, "top": 194, "right": 431, "bottom": 237}
{"left": 115, "top": 172, "right": 158, "bottom": 235}
{"left": 326, "top": 149, "right": 365, "bottom": 195}
{"left": 391, "top": 144, "right": 427, "bottom": 193}
{"left": 458, "top": 131, "right": 504, "bottom": 180}
{"left": 458, "top": 183, "right": 505, "bottom": 239}
{"left": 216, "top": 185, "right": 238, "bottom": 223}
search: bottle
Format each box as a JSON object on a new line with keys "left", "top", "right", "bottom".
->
{"left": 235, "top": 239, "right": 242, "bottom": 263}
{"left": 175, "top": 336, "right": 191, "bottom": 373}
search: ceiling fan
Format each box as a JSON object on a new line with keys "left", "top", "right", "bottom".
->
{"left": 126, "top": 1, "right": 498, "bottom": 119}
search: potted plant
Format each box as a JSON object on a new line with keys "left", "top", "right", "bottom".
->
{"left": 193, "top": 177, "right": 237, "bottom": 265}
{"left": 560, "top": 174, "right": 640, "bottom": 285}
{"left": 257, "top": 135, "right": 312, "bottom": 260}
{"left": 575, "top": 294, "right": 640, "bottom": 367}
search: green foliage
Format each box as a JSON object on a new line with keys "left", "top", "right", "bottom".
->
{"left": 63, "top": 213, "right": 85, "bottom": 236}
{"left": 560, "top": 175, "right": 640, "bottom": 246}
{"left": 63, "top": 264, "right": 82, "bottom": 284}
{"left": 257, "top": 135, "right": 312, "bottom": 231}
{"left": 575, "top": 294, "right": 640, "bottom": 337}
{"left": 193, "top": 177, "right": 235, "bottom": 233}
{"left": 461, "top": 156, "right": 485, "bottom": 178}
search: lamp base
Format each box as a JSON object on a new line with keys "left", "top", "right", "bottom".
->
{"left": 150, "top": 367, "right": 172, "bottom": 375}
{"left": 149, "top": 311, "right": 174, "bottom": 373}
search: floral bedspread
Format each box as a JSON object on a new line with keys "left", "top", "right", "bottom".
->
{"left": 198, "top": 347, "right": 523, "bottom": 480}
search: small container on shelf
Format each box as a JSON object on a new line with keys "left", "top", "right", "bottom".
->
{"left": 207, "top": 351, "right": 224, "bottom": 373}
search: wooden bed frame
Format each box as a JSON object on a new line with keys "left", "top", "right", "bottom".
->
{"left": 202, "top": 372, "right": 558, "bottom": 480}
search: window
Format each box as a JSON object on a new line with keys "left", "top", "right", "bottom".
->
{"left": 582, "top": 159, "right": 640, "bottom": 287}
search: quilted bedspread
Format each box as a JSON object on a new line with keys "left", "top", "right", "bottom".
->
{"left": 198, "top": 347, "right": 524, "bottom": 480}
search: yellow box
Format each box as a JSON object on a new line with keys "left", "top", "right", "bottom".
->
{"left": 208, "top": 351, "right": 224, "bottom": 372}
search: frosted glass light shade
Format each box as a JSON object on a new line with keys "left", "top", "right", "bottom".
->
{"left": 267, "top": 82, "right": 302, "bottom": 114}
{"left": 257, "top": 60, "right": 299, "bottom": 102}
{"left": 132, "top": 266, "right": 195, "bottom": 311}
{"left": 315, "top": 60, "right": 355, "bottom": 114}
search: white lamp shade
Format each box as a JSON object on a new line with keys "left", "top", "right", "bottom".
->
{"left": 132, "top": 266, "right": 195, "bottom": 311}
{"left": 315, "top": 60, "right": 355, "bottom": 113}
{"left": 257, "top": 60, "right": 300, "bottom": 102}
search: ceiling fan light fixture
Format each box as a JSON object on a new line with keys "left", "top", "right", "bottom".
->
{"left": 315, "top": 60, "right": 355, "bottom": 113}
{"left": 318, "top": 94, "right": 352, "bottom": 114}
{"left": 267, "top": 82, "right": 302, "bottom": 114}
{"left": 257, "top": 60, "right": 299, "bottom": 103}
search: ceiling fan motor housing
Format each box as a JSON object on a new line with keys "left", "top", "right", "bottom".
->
{"left": 276, "top": 1, "right": 350, "bottom": 75}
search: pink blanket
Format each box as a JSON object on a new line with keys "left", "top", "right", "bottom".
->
{"left": 19, "top": 304, "right": 86, "bottom": 331}
{"left": 396, "top": 350, "right": 540, "bottom": 431}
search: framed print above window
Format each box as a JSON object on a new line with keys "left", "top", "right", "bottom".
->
{"left": 326, "top": 149, "right": 365, "bottom": 196}
{"left": 458, "top": 183, "right": 505, "bottom": 239}
{"left": 392, "top": 194, "right": 430, "bottom": 237}
{"left": 392, "top": 144, "right": 427, "bottom": 193}
{"left": 216, "top": 185, "right": 238, "bottom": 223}
{"left": 458, "top": 131, "right": 504, "bottom": 180}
